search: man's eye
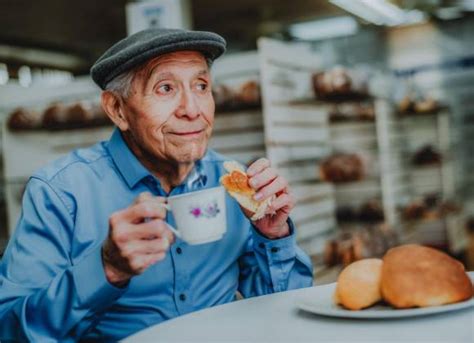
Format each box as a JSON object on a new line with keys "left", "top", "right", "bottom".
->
{"left": 197, "top": 83, "right": 207, "bottom": 91}
{"left": 158, "top": 84, "right": 172, "bottom": 93}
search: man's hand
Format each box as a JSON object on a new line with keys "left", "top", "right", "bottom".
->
{"left": 244, "top": 158, "right": 295, "bottom": 239}
{"left": 102, "top": 192, "right": 175, "bottom": 286}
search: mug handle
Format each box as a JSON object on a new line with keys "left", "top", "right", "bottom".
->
{"left": 143, "top": 203, "right": 182, "bottom": 239}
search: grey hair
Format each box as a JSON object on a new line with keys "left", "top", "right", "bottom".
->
{"left": 104, "top": 68, "right": 136, "bottom": 99}
{"left": 104, "top": 56, "right": 214, "bottom": 99}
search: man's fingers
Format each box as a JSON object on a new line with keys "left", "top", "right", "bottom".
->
{"left": 163, "top": 225, "right": 177, "bottom": 245}
{"left": 135, "top": 192, "right": 167, "bottom": 203}
{"left": 134, "top": 191, "right": 154, "bottom": 204}
{"left": 254, "top": 176, "right": 288, "bottom": 202}
{"left": 267, "top": 193, "right": 295, "bottom": 214}
{"left": 113, "top": 218, "right": 168, "bottom": 241}
{"left": 123, "top": 237, "right": 171, "bottom": 256}
{"left": 247, "top": 157, "right": 271, "bottom": 177}
{"left": 114, "top": 201, "right": 167, "bottom": 224}
{"left": 248, "top": 167, "right": 277, "bottom": 190}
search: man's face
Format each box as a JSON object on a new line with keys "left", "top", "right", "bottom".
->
{"left": 120, "top": 51, "right": 214, "bottom": 164}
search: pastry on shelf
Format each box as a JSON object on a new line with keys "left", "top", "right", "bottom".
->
{"left": 213, "top": 80, "right": 261, "bottom": 112}
{"left": 312, "top": 66, "right": 369, "bottom": 102}
{"left": 328, "top": 103, "right": 375, "bottom": 123}
{"left": 398, "top": 95, "right": 413, "bottom": 114}
{"left": 42, "top": 103, "right": 68, "bottom": 130}
{"left": 398, "top": 95, "right": 442, "bottom": 116}
{"left": 401, "top": 199, "right": 429, "bottom": 221}
{"left": 323, "top": 225, "right": 398, "bottom": 267}
{"left": 65, "top": 103, "right": 93, "bottom": 128}
{"left": 320, "top": 153, "right": 364, "bottom": 183}
{"left": 7, "top": 107, "right": 42, "bottom": 131}
{"left": 411, "top": 145, "right": 442, "bottom": 166}
{"left": 236, "top": 80, "right": 261, "bottom": 105}
{"left": 358, "top": 200, "right": 385, "bottom": 224}
{"left": 335, "top": 206, "right": 358, "bottom": 223}
{"left": 323, "top": 239, "right": 339, "bottom": 267}
{"left": 212, "top": 84, "right": 234, "bottom": 110}
{"left": 335, "top": 200, "right": 384, "bottom": 225}
{"left": 400, "top": 193, "right": 459, "bottom": 222}
{"left": 414, "top": 97, "right": 439, "bottom": 114}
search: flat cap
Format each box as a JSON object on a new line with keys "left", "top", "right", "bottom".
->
{"left": 91, "top": 28, "right": 226, "bottom": 90}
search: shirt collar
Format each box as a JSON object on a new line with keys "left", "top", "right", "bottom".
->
{"left": 107, "top": 128, "right": 151, "bottom": 189}
{"left": 107, "top": 128, "right": 208, "bottom": 190}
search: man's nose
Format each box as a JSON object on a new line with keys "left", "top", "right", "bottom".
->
{"left": 176, "top": 88, "right": 200, "bottom": 119}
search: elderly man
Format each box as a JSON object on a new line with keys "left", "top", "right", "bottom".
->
{"left": 0, "top": 28, "right": 313, "bottom": 341}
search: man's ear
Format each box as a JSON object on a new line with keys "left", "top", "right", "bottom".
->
{"left": 101, "top": 91, "right": 129, "bottom": 131}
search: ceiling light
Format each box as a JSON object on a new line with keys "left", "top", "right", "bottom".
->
{"left": 436, "top": 7, "right": 463, "bottom": 19}
{"left": 461, "top": 0, "right": 474, "bottom": 11}
{"left": 0, "top": 45, "right": 86, "bottom": 70}
{"left": 289, "top": 16, "right": 359, "bottom": 41}
{"left": 330, "top": 0, "right": 386, "bottom": 25}
{"left": 360, "top": 0, "right": 406, "bottom": 25}
{"left": 330, "top": 0, "right": 427, "bottom": 26}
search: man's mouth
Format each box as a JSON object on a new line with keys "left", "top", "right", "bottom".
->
{"left": 169, "top": 129, "right": 205, "bottom": 137}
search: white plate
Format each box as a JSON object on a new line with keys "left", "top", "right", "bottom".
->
{"left": 297, "top": 278, "right": 474, "bottom": 319}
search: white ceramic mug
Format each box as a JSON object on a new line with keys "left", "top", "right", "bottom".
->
{"left": 163, "top": 186, "right": 227, "bottom": 245}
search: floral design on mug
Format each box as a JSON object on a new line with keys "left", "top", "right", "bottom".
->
{"left": 190, "top": 200, "right": 220, "bottom": 219}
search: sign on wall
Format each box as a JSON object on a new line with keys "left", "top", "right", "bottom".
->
{"left": 126, "top": 0, "right": 192, "bottom": 35}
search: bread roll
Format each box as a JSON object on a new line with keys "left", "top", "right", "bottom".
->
{"left": 381, "top": 244, "right": 473, "bottom": 308}
{"left": 334, "top": 258, "right": 383, "bottom": 310}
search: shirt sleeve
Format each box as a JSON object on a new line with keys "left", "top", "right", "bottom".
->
{"left": 0, "top": 177, "right": 127, "bottom": 342}
{"left": 237, "top": 218, "right": 313, "bottom": 298}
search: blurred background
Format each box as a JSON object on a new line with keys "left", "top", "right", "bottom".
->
{"left": 0, "top": 0, "right": 473, "bottom": 283}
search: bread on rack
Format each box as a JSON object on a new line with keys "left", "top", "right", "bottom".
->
{"left": 358, "top": 200, "right": 385, "bottom": 224}
{"left": 212, "top": 84, "right": 234, "bottom": 110}
{"left": 220, "top": 161, "right": 272, "bottom": 221}
{"left": 334, "top": 258, "right": 384, "bottom": 310}
{"left": 320, "top": 153, "right": 364, "bottom": 183}
{"left": 381, "top": 244, "right": 473, "bottom": 308}
{"left": 412, "top": 145, "right": 442, "bottom": 166}
{"left": 65, "top": 103, "right": 93, "bottom": 127}
{"left": 414, "top": 97, "right": 438, "bottom": 114}
{"left": 7, "top": 108, "right": 42, "bottom": 131}
{"left": 236, "top": 80, "right": 261, "bottom": 104}
{"left": 42, "top": 103, "right": 68, "bottom": 129}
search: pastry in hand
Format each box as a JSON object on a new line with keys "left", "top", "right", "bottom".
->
{"left": 334, "top": 258, "right": 383, "bottom": 310}
{"left": 220, "top": 161, "right": 272, "bottom": 221}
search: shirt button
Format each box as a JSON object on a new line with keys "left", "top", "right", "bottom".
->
{"left": 271, "top": 247, "right": 280, "bottom": 253}
{"left": 176, "top": 247, "right": 182, "bottom": 254}
{"left": 179, "top": 293, "right": 186, "bottom": 301}
{"left": 258, "top": 243, "right": 265, "bottom": 249}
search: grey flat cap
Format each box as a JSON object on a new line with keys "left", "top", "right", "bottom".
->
{"left": 91, "top": 28, "right": 226, "bottom": 90}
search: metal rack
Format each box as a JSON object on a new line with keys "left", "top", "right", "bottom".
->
{"left": 258, "top": 38, "right": 336, "bottom": 260}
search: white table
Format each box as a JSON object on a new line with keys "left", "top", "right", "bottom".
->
{"left": 125, "top": 273, "right": 474, "bottom": 343}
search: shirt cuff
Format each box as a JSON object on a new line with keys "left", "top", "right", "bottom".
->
{"left": 251, "top": 218, "right": 297, "bottom": 263}
{"left": 72, "top": 246, "right": 128, "bottom": 312}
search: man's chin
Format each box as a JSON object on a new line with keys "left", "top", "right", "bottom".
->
{"left": 171, "top": 147, "right": 207, "bottom": 163}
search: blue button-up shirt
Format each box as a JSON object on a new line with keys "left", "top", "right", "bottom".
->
{"left": 0, "top": 129, "right": 313, "bottom": 342}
